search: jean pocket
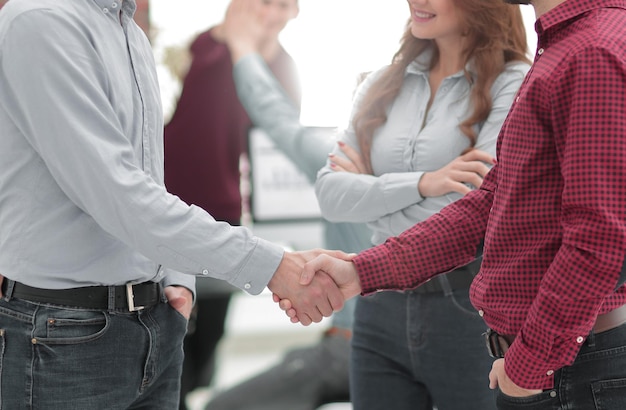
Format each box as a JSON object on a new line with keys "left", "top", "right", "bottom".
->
{"left": 496, "top": 388, "right": 559, "bottom": 409}
{"left": 166, "top": 301, "right": 190, "bottom": 324}
{"left": 33, "top": 309, "right": 109, "bottom": 345}
{"left": 592, "top": 378, "right": 626, "bottom": 409}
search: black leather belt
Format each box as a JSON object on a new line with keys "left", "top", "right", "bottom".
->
{"left": 2, "top": 279, "right": 161, "bottom": 311}
{"left": 414, "top": 267, "right": 476, "bottom": 294}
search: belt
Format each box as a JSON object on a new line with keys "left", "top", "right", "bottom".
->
{"left": 484, "top": 304, "right": 626, "bottom": 358}
{"left": 2, "top": 279, "right": 162, "bottom": 311}
{"left": 414, "top": 268, "right": 475, "bottom": 294}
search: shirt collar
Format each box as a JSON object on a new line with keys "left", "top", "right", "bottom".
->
{"left": 536, "top": 0, "right": 626, "bottom": 36}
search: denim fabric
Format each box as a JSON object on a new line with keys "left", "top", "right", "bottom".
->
{"left": 0, "top": 295, "right": 187, "bottom": 409}
{"left": 495, "top": 323, "right": 626, "bottom": 410}
{"left": 351, "top": 288, "right": 496, "bottom": 410}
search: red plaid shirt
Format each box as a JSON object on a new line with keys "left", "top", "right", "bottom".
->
{"left": 354, "top": 0, "right": 626, "bottom": 390}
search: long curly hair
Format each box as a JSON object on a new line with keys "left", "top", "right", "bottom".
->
{"left": 352, "top": 1, "right": 530, "bottom": 174}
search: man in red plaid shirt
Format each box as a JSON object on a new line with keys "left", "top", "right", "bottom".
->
{"left": 288, "top": 0, "right": 626, "bottom": 408}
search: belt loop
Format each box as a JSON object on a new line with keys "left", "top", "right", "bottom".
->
{"left": 107, "top": 285, "right": 116, "bottom": 311}
{"left": 2, "top": 279, "right": 16, "bottom": 300}
{"left": 586, "top": 331, "right": 596, "bottom": 348}
{"left": 437, "top": 275, "right": 454, "bottom": 297}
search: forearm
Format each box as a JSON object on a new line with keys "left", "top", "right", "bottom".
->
{"left": 316, "top": 168, "right": 424, "bottom": 224}
{"left": 233, "top": 54, "right": 328, "bottom": 181}
{"left": 354, "top": 186, "right": 492, "bottom": 293}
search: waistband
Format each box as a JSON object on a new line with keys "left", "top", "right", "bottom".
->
{"left": 485, "top": 304, "right": 626, "bottom": 358}
{"left": 1, "top": 279, "right": 162, "bottom": 311}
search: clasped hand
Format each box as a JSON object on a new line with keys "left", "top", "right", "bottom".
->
{"left": 270, "top": 251, "right": 363, "bottom": 325}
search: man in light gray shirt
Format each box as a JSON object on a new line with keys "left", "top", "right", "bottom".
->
{"left": 0, "top": 1, "right": 348, "bottom": 408}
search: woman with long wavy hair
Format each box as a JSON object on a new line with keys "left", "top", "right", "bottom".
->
{"left": 315, "top": 1, "right": 531, "bottom": 408}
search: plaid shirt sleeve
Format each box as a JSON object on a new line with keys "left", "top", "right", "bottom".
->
{"left": 353, "top": 170, "right": 494, "bottom": 294}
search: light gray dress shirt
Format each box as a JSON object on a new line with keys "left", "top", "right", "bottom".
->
{"left": 0, "top": 0, "right": 283, "bottom": 295}
{"left": 316, "top": 48, "right": 530, "bottom": 245}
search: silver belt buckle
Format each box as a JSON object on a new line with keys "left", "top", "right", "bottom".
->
{"left": 126, "top": 283, "right": 145, "bottom": 312}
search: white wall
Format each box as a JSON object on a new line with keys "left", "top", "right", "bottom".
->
{"left": 151, "top": 1, "right": 537, "bottom": 127}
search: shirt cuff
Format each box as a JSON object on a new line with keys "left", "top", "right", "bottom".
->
{"left": 228, "top": 237, "right": 284, "bottom": 295}
{"left": 380, "top": 172, "right": 424, "bottom": 213}
{"left": 504, "top": 337, "right": 556, "bottom": 390}
{"left": 161, "top": 268, "right": 197, "bottom": 301}
{"left": 353, "top": 245, "right": 398, "bottom": 294}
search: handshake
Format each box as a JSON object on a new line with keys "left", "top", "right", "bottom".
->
{"left": 266, "top": 249, "right": 363, "bottom": 326}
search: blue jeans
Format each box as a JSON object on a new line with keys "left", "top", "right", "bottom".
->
{"left": 351, "top": 287, "right": 495, "bottom": 410}
{"left": 496, "top": 322, "right": 626, "bottom": 409}
{"left": 0, "top": 294, "right": 187, "bottom": 409}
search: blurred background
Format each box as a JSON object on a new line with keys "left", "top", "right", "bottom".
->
{"left": 151, "top": 1, "right": 537, "bottom": 126}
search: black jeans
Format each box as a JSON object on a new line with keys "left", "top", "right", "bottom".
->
{"left": 351, "top": 288, "right": 496, "bottom": 410}
{"left": 496, "top": 322, "right": 626, "bottom": 409}
{"left": 0, "top": 296, "right": 187, "bottom": 409}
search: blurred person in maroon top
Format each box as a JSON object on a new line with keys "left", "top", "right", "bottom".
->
{"left": 163, "top": 0, "right": 301, "bottom": 408}
{"left": 286, "top": 1, "right": 626, "bottom": 408}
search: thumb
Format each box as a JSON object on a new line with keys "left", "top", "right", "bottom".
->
{"left": 488, "top": 365, "right": 499, "bottom": 390}
{"left": 300, "top": 255, "right": 326, "bottom": 285}
{"left": 168, "top": 296, "right": 186, "bottom": 311}
{"left": 164, "top": 287, "right": 185, "bottom": 308}
{"left": 331, "top": 250, "right": 358, "bottom": 261}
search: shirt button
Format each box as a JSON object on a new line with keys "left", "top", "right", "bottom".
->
{"left": 201, "top": 269, "right": 209, "bottom": 275}
{"left": 478, "top": 310, "right": 484, "bottom": 317}
{"left": 549, "top": 391, "right": 557, "bottom": 398}
{"left": 547, "top": 370, "right": 554, "bottom": 376}
{"left": 103, "top": 7, "right": 109, "bottom": 13}
{"left": 538, "top": 48, "right": 544, "bottom": 55}
{"left": 244, "top": 283, "right": 251, "bottom": 290}
{"left": 576, "top": 336, "right": 584, "bottom": 344}
{"left": 112, "top": 2, "right": 118, "bottom": 7}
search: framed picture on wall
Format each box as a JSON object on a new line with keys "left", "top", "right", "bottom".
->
{"left": 248, "top": 127, "right": 332, "bottom": 222}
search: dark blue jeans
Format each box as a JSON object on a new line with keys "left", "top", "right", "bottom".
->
{"left": 351, "top": 287, "right": 496, "bottom": 410}
{"left": 496, "top": 322, "right": 626, "bottom": 409}
{"left": 0, "top": 294, "right": 187, "bottom": 409}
